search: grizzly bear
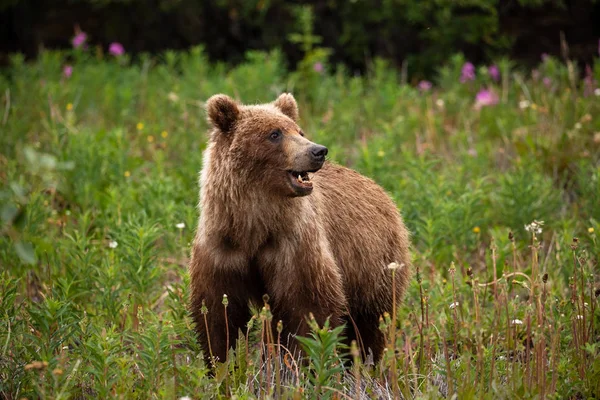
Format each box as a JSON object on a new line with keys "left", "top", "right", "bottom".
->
{"left": 189, "top": 93, "right": 411, "bottom": 365}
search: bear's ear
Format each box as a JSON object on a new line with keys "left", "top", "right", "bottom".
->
{"left": 206, "top": 94, "right": 240, "bottom": 133}
{"left": 273, "top": 93, "right": 299, "bottom": 122}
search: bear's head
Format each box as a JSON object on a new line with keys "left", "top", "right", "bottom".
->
{"left": 205, "top": 93, "right": 328, "bottom": 197}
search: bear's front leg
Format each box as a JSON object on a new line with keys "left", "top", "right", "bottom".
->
{"left": 189, "top": 243, "right": 262, "bottom": 364}
{"left": 258, "top": 240, "right": 347, "bottom": 355}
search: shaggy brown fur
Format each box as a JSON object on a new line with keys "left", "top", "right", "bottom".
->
{"left": 189, "top": 93, "right": 411, "bottom": 364}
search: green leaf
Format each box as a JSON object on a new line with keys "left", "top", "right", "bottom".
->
{"left": 15, "top": 241, "right": 37, "bottom": 265}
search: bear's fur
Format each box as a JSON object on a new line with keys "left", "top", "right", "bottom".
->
{"left": 189, "top": 93, "right": 411, "bottom": 364}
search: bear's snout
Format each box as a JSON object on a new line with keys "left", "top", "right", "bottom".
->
{"left": 310, "top": 145, "right": 328, "bottom": 163}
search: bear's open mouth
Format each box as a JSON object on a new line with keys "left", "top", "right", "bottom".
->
{"left": 288, "top": 170, "right": 315, "bottom": 193}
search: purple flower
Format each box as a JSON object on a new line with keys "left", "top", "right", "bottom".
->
{"left": 108, "top": 42, "right": 125, "bottom": 56}
{"left": 313, "top": 62, "right": 324, "bottom": 73}
{"left": 72, "top": 31, "right": 87, "bottom": 48}
{"left": 543, "top": 77, "right": 552, "bottom": 88}
{"left": 418, "top": 80, "right": 432, "bottom": 91}
{"left": 63, "top": 65, "right": 73, "bottom": 78}
{"left": 460, "top": 62, "right": 476, "bottom": 83}
{"left": 488, "top": 65, "right": 500, "bottom": 82}
{"left": 475, "top": 88, "right": 499, "bottom": 109}
{"left": 584, "top": 65, "right": 596, "bottom": 97}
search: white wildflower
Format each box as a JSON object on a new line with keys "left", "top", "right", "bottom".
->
{"left": 449, "top": 301, "right": 459, "bottom": 310}
{"left": 435, "top": 98, "right": 445, "bottom": 108}
{"left": 387, "top": 262, "right": 404, "bottom": 270}
{"left": 574, "top": 122, "right": 582, "bottom": 130}
{"left": 525, "top": 220, "right": 544, "bottom": 235}
{"left": 168, "top": 92, "right": 180, "bottom": 103}
{"left": 511, "top": 319, "right": 524, "bottom": 325}
{"left": 176, "top": 222, "right": 186, "bottom": 229}
{"left": 179, "top": 397, "right": 192, "bottom": 400}
{"left": 576, "top": 315, "right": 584, "bottom": 320}
{"left": 519, "top": 100, "right": 530, "bottom": 109}
{"left": 595, "top": 88, "right": 600, "bottom": 96}
{"left": 108, "top": 240, "right": 118, "bottom": 249}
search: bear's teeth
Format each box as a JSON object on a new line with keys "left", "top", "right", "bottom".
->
{"left": 297, "top": 175, "right": 303, "bottom": 183}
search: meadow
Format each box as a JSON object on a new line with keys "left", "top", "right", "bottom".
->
{"left": 1, "top": 46, "right": 599, "bottom": 399}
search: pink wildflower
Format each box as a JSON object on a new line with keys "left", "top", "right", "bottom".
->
{"left": 72, "top": 31, "right": 87, "bottom": 48}
{"left": 313, "top": 62, "right": 324, "bottom": 73}
{"left": 488, "top": 65, "right": 500, "bottom": 82}
{"left": 63, "top": 65, "right": 73, "bottom": 78}
{"left": 460, "top": 62, "right": 476, "bottom": 83}
{"left": 108, "top": 42, "right": 125, "bottom": 56}
{"left": 418, "top": 80, "right": 432, "bottom": 91}
{"left": 475, "top": 88, "right": 499, "bottom": 109}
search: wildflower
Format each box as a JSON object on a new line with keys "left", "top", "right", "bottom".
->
{"left": 511, "top": 319, "right": 524, "bottom": 325}
{"left": 66, "top": 103, "right": 73, "bottom": 111}
{"left": 418, "top": 80, "right": 432, "bottom": 91}
{"left": 583, "top": 65, "right": 596, "bottom": 97}
{"left": 474, "top": 88, "right": 499, "bottom": 109}
{"left": 136, "top": 122, "right": 144, "bottom": 130}
{"left": 124, "top": 171, "right": 131, "bottom": 177}
{"left": 72, "top": 30, "right": 87, "bottom": 49}
{"left": 147, "top": 135, "right": 154, "bottom": 143}
{"left": 161, "top": 130, "right": 168, "bottom": 138}
{"left": 488, "top": 65, "right": 500, "bottom": 81}
{"left": 589, "top": 227, "right": 595, "bottom": 233}
{"left": 387, "top": 262, "right": 399, "bottom": 270}
{"left": 449, "top": 301, "right": 459, "bottom": 309}
{"left": 435, "top": 98, "right": 445, "bottom": 108}
{"left": 525, "top": 220, "right": 544, "bottom": 235}
{"left": 108, "top": 240, "right": 118, "bottom": 249}
{"left": 108, "top": 42, "right": 125, "bottom": 56}
{"left": 63, "top": 65, "right": 73, "bottom": 78}
{"left": 460, "top": 62, "right": 476, "bottom": 83}
{"left": 377, "top": 150, "right": 385, "bottom": 157}
{"left": 168, "top": 92, "right": 179, "bottom": 103}
{"left": 574, "top": 122, "right": 582, "bottom": 130}
{"left": 179, "top": 396, "right": 192, "bottom": 400}
{"left": 176, "top": 222, "right": 185, "bottom": 229}
{"left": 541, "top": 53, "right": 550, "bottom": 62}
{"left": 519, "top": 100, "right": 530, "bottom": 109}
{"left": 313, "top": 62, "right": 324, "bottom": 73}
{"left": 543, "top": 77, "right": 552, "bottom": 88}
{"left": 576, "top": 315, "right": 584, "bottom": 320}
{"left": 472, "top": 226, "right": 481, "bottom": 233}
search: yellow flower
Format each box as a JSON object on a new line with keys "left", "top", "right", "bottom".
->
{"left": 136, "top": 122, "right": 144, "bottom": 130}
{"left": 531, "top": 103, "right": 537, "bottom": 110}
{"left": 473, "top": 226, "right": 481, "bottom": 233}
{"left": 147, "top": 135, "right": 154, "bottom": 143}
{"left": 124, "top": 171, "right": 131, "bottom": 177}
{"left": 66, "top": 103, "right": 73, "bottom": 111}
{"left": 161, "top": 130, "right": 168, "bottom": 138}
{"left": 589, "top": 227, "right": 595, "bottom": 233}
{"left": 377, "top": 150, "right": 385, "bottom": 157}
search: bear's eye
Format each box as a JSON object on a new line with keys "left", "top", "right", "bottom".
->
{"left": 299, "top": 130, "right": 305, "bottom": 137}
{"left": 269, "top": 129, "right": 282, "bottom": 141}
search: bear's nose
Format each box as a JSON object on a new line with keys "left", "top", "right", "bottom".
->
{"left": 310, "top": 145, "right": 328, "bottom": 161}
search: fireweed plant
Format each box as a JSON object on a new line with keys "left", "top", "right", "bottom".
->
{"left": 1, "top": 38, "right": 600, "bottom": 398}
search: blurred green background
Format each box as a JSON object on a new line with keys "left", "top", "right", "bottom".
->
{"left": 2, "top": 0, "right": 600, "bottom": 76}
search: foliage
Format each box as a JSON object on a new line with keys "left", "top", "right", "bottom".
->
{"left": 2, "top": 0, "right": 598, "bottom": 74}
{"left": 0, "top": 44, "right": 599, "bottom": 398}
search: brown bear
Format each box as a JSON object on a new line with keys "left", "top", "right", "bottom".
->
{"left": 189, "top": 93, "right": 411, "bottom": 365}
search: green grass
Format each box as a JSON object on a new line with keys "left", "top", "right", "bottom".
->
{"left": 1, "top": 48, "right": 599, "bottom": 399}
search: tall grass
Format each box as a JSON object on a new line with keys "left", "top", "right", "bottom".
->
{"left": 0, "top": 46, "right": 599, "bottom": 399}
